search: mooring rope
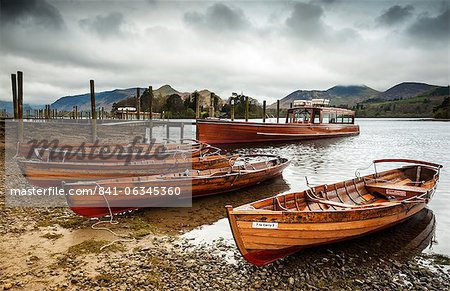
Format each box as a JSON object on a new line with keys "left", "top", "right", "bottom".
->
{"left": 91, "top": 183, "right": 136, "bottom": 251}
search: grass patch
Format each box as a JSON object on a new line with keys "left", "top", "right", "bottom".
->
{"left": 146, "top": 270, "right": 162, "bottom": 287}
{"left": 41, "top": 233, "right": 63, "bottom": 240}
{"left": 36, "top": 216, "right": 87, "bottom": 229}
{"left": 68, "top": 239, "right": 125, "bottom": 255}
{"left": 94, "top": 274, "right": 116, "bottom": 287}
{"left": 148, "top": 256, "right": 176, "bottom": 274}
{"left": 127, "top": 216, "right": 157, "bottom": 238}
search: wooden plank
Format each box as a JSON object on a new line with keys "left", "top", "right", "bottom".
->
{"left": 366, "top": 182, "right": 427, "bottom": 193}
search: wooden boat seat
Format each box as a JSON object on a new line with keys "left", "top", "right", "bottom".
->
{"left": 365, "top": 182, "right": 427, "bottom": 196}
{"left": 208, "top": 171, "right": 231, "bottom": 177}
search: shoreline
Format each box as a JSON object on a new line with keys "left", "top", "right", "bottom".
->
{"left": 0, "top": 206, "right": 449, "bottom": 290}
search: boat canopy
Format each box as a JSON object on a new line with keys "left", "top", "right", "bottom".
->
{"left": 286, "top": 106, "right": 356, "bottom": 124}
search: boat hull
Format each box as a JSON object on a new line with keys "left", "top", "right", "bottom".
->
{"left": 226, "top": 159, "right": 442, "bottom": 266}
{"left": 19, "top": 155, "right": 236, "bottom": 187}
{"left": 16, "top": 142, "right": 206, "bottom": 161}
{"left": 196, "top": 120, "right": 359, "bottom": 144}
{"left": 227, "top": 203, "right": 425, "bottom": 266}
{"left": 65, "top": 157, "right": 289, "bottom": 217}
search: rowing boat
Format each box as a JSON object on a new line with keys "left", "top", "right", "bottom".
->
{"left": 63, "top": 155, "right": 290, "bottom": 217}
{"left": 19, "top": 154, "right": 237, "bottom": 187}
{"left": 16, "top": 140, "right": 213, "bottom": 161}
{"left": 226, "top": 159, "right": 442, "bottom": 266}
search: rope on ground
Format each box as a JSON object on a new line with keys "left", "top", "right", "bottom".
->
{"left": 91, "top": 184, "right": 136, "bottom": 251}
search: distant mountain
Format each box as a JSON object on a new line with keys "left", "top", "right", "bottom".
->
{"left": 357, "top": 85, "right": 449, "bottom": 118}
{"left": 269, "top": 85, "right": 379, "bottom": 109}
{"left": 427, "top": 86, "right": 450, "bottom": 97}
{"left": 51, "top": 85, "right": 189, "bottom": 111}
{"left": 325, "top": 85, "right": 379, "bottom": 105}
{"left": 269, "top": 90, "right": 324, "bottom": 109}
{"left": 197, "top": 89, "right": 224, "bottom": 107}
{"left": 271, "top": 82, "right": 443, "bottom": 109}
{"left": 377, "top": 82, "right": 438, "bottom": 101}
{"left": 101, "top": 86, "right": 222, "bottom": 114}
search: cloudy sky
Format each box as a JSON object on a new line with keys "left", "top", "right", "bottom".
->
{"left": 0, "top": 0, "right": 449, "bottom": 104}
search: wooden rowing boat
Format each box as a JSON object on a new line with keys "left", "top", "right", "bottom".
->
{"left": 19, "top": 154, "right": 237, "bottom": 187}
{"left": 63, "top": 155, "right": 290, "bottom": 218}
{"left": 197, "top": 105, "right": 359, "bottom": 144}
{"left": 226, "top": 159, "right": 442, "bottom": 266}
{"left": 16, "top": 140, "right": 213, "bottom": 161}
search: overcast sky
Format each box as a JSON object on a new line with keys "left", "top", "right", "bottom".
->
{"left": 0, "top": 0, "right": 449, "bottom": 104}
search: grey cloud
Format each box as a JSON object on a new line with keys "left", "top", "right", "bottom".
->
{"left": 0, "top": 1, "right": 448, "bottom": 105}
{"left": 79, "top": 12, "right": 125, "bottom": 37}
{"left": 407, "top": 8, "right": 449, "bottom": 41}
{"left": 285, "top": 2, "right": 357, "bottom": 43}
{"left": 286, "top": 2, "right": 324, "bottom": 34}
{"left": 376, "top": 5, "right": 414, "bottom": 26}
{"left": 0, "top": 0, "right": 64, "bottom": 29}
{"left": 184, "top": 3, "right": 250, "bottom": 32}
{"left": 318, "top": 0, "right": 338, "bottom": 5}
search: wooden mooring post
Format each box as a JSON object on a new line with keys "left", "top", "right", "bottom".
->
{"left": 17, "top": 71, "right": 24, "bottom": 142}
{"left": 17, "top": 71, "right": 23, "bottom": 119}
{"left": 11, "top": 74, "right": 18, "bottom": 119}
{"left": 245, "top": 96, "right": 249, "bottom": 122}
{"left": 148, "top": 86, "right": 153, "bottom": 120}
{"left": 195, "top": 91, "right": 200, "bottom": 119}
{"left": 263, "top": 100, "right": 266, "bottom": 123}
{"left": 276, "top": 100, "right": 280, "bottom": 123}
{"left": 136, "top": 88, "right": 141, "bottom": 120}
{"left": 231, "top": 98, "right": 235, "bottom": 121}
{"left": 166, "top": 123, "right": 170, "bottom": 140}
{"left": 210, "top": 92, "right": 215, "bottom": 118}
{"left": 180, "top": 123, "right": 184, "bottom": 143}
{"left": 90, "top": 80, "right": 97, "bottom": 142}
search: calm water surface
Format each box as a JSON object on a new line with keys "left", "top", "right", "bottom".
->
{"left": 183, "top": 118, "right": 450, "bottom": 258}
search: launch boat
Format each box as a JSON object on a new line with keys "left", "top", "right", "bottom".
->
{"left": 64, "top": 154, "right": 290, "bottom": 217}
{"left": 197, "top": 100, "right": 359, "bottom": 144}
{"left": 226, "top": 159, "right": 442, "bottom": 266}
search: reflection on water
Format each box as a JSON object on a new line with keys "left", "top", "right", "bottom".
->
{"left": 181, "top": 118, "right": 450, "bottom": 257}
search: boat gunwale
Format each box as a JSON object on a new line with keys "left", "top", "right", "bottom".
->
{"left": 63, "top": 156, "right": 290, "bottom": 187}
{"left": 18, "top": 154, "right": 236, "bottom": 167}
{"left": 229, "top": 163, "right": 440, "bottom": 215}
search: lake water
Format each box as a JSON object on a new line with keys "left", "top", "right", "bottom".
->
{"left": 182, "top": 118, "right": 450, "bottom": 258}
